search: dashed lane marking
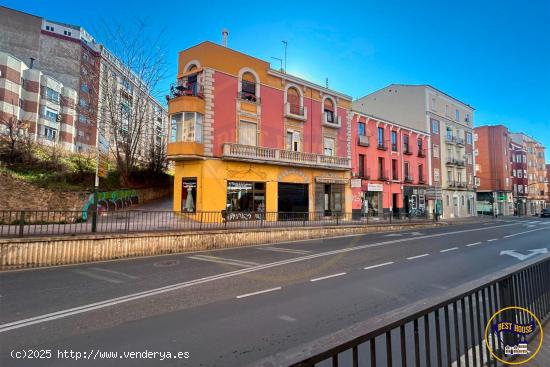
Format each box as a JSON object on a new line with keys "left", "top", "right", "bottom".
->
{"left": 310, "top": 272, "right": 347, "bottom": 282}
{"left": 236, "top": 287, "right": 282, "bottom": 299}
{"left": 364, "top": 262, "right": 395, "bottom": 270}
{"left": 440, "top": 247, "right": 459, "bottom": 253}
{"left": 407, "top": 254, "right": 430, "bottom": 260}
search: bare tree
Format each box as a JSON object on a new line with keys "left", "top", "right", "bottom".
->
{"left": 95, "top": 20, "right": 168, "bottom": 185}
{"left": 0, "top": 102, "right": 28, "bottom": 162}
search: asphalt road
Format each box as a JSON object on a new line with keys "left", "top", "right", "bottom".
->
{"left": 0, "top": 216, "right": 549, "bottom": 366}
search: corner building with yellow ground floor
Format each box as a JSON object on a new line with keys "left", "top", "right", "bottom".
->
{"left": 167, "top": 41, "right": 352, "bottom": 217}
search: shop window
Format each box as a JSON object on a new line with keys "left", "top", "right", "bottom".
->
{"left": 226, "top": 181, "right": 265, "bottom": 212}
{"left": 181, "top": 178, "right": 197, "bottom": 212}
{"left": 170, "top": 112, "right": 203, "bottom": 143}
{"left": 238, "top": 120, "right": 257, "bottom": 146}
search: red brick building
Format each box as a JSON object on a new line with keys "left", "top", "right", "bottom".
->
{"left": 474, "top": 125, "right": 513, "bottom": 215}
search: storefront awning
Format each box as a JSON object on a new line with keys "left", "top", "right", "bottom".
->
{"left": 315, "top": 177, "right": 349, "bottom": 185}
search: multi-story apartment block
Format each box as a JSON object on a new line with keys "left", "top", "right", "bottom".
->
{"left": 546, "top": 164, "right": 550, "bottom": 205}
{"left": 473, "top": 125, "right": 513, "bottom": 215}
{"left": 0, "top": 6, "right": 167, "bottom": 154}
{"left": 510, "top": 141, "right": 529, "bottom": 215}
{"left": 0, "top": 51, "right": 77, "bottom": 149}
{"left": 353, "top": 84, "right": 476, "bottom": 218}
{"left": 510, "top": 133, "right": 547, "bottom": 215}
{"left": 350, "top": 112, "right": 429, "bottom": 217}
{"left": 167, "top": 41, "right": 352, "bottom": 214}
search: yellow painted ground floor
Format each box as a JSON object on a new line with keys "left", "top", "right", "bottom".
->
{"left": 172, "top": 159, "right": 352, "bottom": 214}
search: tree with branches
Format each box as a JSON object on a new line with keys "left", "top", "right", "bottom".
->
{"left": 0, "top": 102, "right": 28, "bottom": 162}
{"left": 94, "top": 20, "right": 168, "bottom": 185}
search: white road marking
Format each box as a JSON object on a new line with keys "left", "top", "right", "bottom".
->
{"left": 364, "top": 261, "right": 395, "bottom": 270}
{"left": 407, "top": 254, "right": 430, "bottom": 260}
{"left": 310, "top": 272, "right": 347, "bottom": 282}
{"left": 279, "top": 315, "right": 297, "bottom": 322}
{"left": 440, "top": 247, "right": 459, "bottom": 253}
{"left": 502, "top": 227, "right": 549, "bottom": 238}
{"left": 188, "top": 255, "right": 260, "bottom": 268}
{"left": 74, "top": 270, "right": 124, "bottom": 284}
{"left": 257, "top": 247, "right": 311, "bottom": 255}
{"left": 0, "top": 222, "right": 529, "bottom": 333}
{"left": 236, "top": 287, "right": 282, "bottom": 299}
{"left": 487, "top": 238, "right": 498, "bottom": 242}
{"left": 466, "top": 242, "right": 482, "bottom": 247}
{"left": 500, "top": 248, "right": 547, "bottom": 261}
{"left": 91, "top": 268, "right": 138, "bottom": 279}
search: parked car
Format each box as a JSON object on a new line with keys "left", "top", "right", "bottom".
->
{"left": 541, "top": 208, "right": 550, "bottom": 218}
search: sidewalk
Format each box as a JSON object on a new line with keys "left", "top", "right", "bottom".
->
{"left": 525, "top": 320, "right": 549, "bottom": 366}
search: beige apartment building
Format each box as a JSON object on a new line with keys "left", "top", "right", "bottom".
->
{"left": 354, "top": 84, "right": 476, "bottom": 218}
{"left": 510, "top": 133, "right": 547, "bottom": 215}
{"left": 0, "top": 51, "right": 77, "bottom": 150}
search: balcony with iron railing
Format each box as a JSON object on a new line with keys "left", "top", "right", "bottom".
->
{"left": 358, "top": 135, "right": 369, "bottom": 147}
{"left": 418, "top": 175, "right": 426, "bottom": 184}
{"left": 377, "top": 141, "right": 388, "bottom": 151}
{"left": 237, "top": 91, "right": 260, "bottom": 104}
{"left": 222, "top": 143, "right": 350, "bottom": 170}
{"left": 378, "top": 170, "right": 389, "bottom": 181}
{"left": 448, "top": 180, "right": 468, "bottom": 189}
{"left": 404, "top": 175, "right": 413, "bottom": 183}
{"left": 284, "top": 103, "right": 307, "bottom": 121}
{"left": 357, "top": 167, "right": 370, "bottom": 180}
{"left": 167, "top": 78, "right": 205, "bottom": 115}
{"left": 417, "top": 148, "right": 426, "bottom": 158}
{"left": 446, "top": 158, "right": 466, "bottom": 166}
{"left": 445, "top": 135, "right": 455, "bottom": 144}
{"left": 391, "top": 144, "right": 398, "bottom": 152}
{"left": 454, "top": 136, "right": 465, "bottom": 146}
{"left": 403, "top": 146, "right": 413, "bottom": 155}
{"left": 168, "top": 80, "right": 204, "bottom": 100}
{"left": 322, "top": 111, "right": 341, "bottom": 128}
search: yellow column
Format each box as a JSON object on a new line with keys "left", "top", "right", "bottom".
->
{"left": 265, "top": 181, "right": 278, "bottom": 213}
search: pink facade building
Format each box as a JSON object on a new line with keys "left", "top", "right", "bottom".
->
{"left": 351, "top": 112, "right": 429, "bottom": 217}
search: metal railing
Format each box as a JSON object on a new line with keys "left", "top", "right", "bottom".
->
{"left": 0, "top": 210, "right": 436, "bottom": 238}
{"left": 266, "top": 256, "right": 550, "bottom": 367}
{"left": 237, "top": 91, "right": 261, "bottom": 103}
{"left": 168, "top": 81, "right": 204, "bottom": 99}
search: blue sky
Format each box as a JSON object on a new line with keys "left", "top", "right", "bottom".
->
{"left": 5, "top": 0, "right": 550, "bottom": 160}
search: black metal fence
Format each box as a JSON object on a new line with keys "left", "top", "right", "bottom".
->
{"left": 0, "top": 210, "right": 435, "bottom": 238}
{"left": 277, "top": 256, "right": 550, "bottom": 367}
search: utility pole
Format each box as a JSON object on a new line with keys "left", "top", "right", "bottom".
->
{"left": 282, "top": 41, "right": 287, "bottom": 72}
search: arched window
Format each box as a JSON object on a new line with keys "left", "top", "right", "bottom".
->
{"left": 187, "top": 64, "right": 198, "bottom": 72}
{"left": 324, "top": 98, "right": 335, "bottom": 123}
{"left": 287, "top": 87, "right": 300, "bottom": 114}
{"left": 241, "top": 72, "right": 257, "bottom": 101}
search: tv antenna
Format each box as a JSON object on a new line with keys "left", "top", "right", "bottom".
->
{"left": 282, "top": 40, "right": 288, "bottom": 72}
{"left": 271, "top": 57, "right": 283, "bottom": 72}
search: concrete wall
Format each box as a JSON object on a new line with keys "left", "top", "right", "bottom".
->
{"left": 0, "top": 223, "right": 440, "bottom": 270}
{"left": 353, "top": 85, "right": 427, "bottom": 132}
{"left": 0, "top": 6, "right": 42, "bottom": 65}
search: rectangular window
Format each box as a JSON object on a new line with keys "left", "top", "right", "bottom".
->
{"left": 392, "top": 159, "right": 398, "bottom": 180}
{"left": 378, "top": 157, "right": 385, "bottom": 179}
{"left": 430, "top": 97, "right": 436, "bottom": 111}
{"left": 418, "top": 164, "right": 424, "bottom": 182}
{"left": 226, "top": 181, "right": 265, "bottom": 213}
{"left": 404, "top": 161, "right": 410, "bottom": 178}
{"left": 358, "top": 154, "right": 365, "bottom": 178}
{"left": 403, "top": 135, "right": 410, "bottom": 153}
{"left": 43, "top": 126, "right": 57, "bottom": 140}
{"left": 286, "top": 131, "right": 300, "bottom": 152}
{"left": 466, "top": 132, "right": 472, "bottom": 144}
{"left": 181, "top": 178, "right": 197, "bottom": 213}
{"left": 44, "top": 108, "right": 59, "bottom": 122}
{"left": 417, "top": 137, "right": 422, "bottom": 152}
{"left": 455, "top": 109, "right": 460, "bottom": 121}
{"left": 170, "top": 112, "right": 203, "bottom": 143}
{"left": 378, "top": 127, "right": 384, "bottom": 147}
{"left": 43, "top": 87, "right": 60, "bottom": 103}
{"left": 391, "top": 131, "right": 397, "bottom": 151}
{"left": 358, "top": 122, "right": 366, "bottom": 136}
{"left": 446, "top": 127, "right": 453, "bottom": 140}
{"left": 431, "top": 120, "right": 439, "bottom": 134}
{"left": 434, "top": 168, "right": 440, "bottom": 182}
{"left": 238, "top": 120, "right": 257, "bottom": 146}
{"left": 324, "top": 137, "right": 335, "bottom": 156}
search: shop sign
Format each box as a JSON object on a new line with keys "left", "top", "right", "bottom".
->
{"left": 228, "top": 182, "right": 252, "bottom": 191}
{"left": 351, "top": 179, "right": 362, "bottom": 188}
{"left": 367, "top": 183, "right": 384, "bottom": 192}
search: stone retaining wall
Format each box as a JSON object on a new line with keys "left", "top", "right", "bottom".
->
{"left": 0, "top": 223, "right": 442, "bottom": 270}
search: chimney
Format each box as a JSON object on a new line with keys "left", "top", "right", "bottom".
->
{"left": 29, "top": 57, "right": 35, "bottom": 69}
{"left": 222, "top": 28, "right": 229, "bottom": 47}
